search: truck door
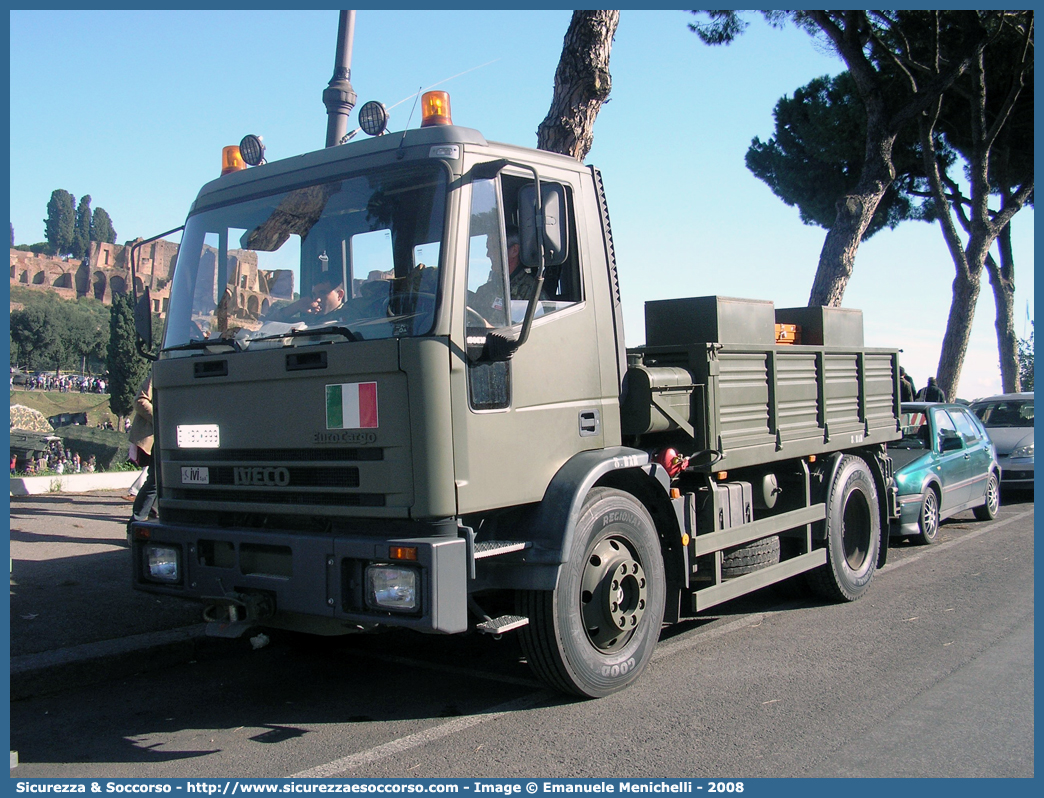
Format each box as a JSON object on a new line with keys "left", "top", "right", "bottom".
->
{"left": 449, "top": 167, "right": 609, "bottom": 515}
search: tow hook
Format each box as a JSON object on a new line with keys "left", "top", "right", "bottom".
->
{"left": 203, "top": 592, "right": 274, "bottom": 639}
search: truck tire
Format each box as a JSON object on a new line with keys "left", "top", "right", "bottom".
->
{"left": 913, "top": 485, "right": 940, "bottom": 545}
{"left": 972, "top": 471, "right": 1000, "bottom": 521}
{"left": 807, "top": 455, "right": 880, "bottom": 602}
{"left": 721, "top": 535, "right": 780, "bottom": 578}
{"left": 517, "top": 487, "right": 666, "bottom": 698}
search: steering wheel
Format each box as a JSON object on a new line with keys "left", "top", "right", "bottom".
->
{"left": 387, "top": 291, "right": 437, "bottom": 317}
{"left": 466, "top": 306, "right": 492, "bottom": 328}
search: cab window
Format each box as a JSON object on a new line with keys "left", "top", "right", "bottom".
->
{"left": 465, "top": 178, "right": 510, "bottom": 410}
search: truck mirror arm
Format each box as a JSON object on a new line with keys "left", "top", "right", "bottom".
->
{"left": 476, "top": 270, "right": 546, "bottom": 363}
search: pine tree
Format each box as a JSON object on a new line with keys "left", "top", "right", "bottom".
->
{"left": 72, "top": 194, "right": 92, "bottom": 260}
{"left": 106, "top": 291, "right": 149, "bottom": 424}
{"left": 91, "top": 207, "right": 117, "bottom": 245}
{"left": 44, "top": 189, "right": 76, "bottom": 256}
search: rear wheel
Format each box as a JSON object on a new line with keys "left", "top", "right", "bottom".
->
{"left": 973, "top": 471, "right": 1000, "bottom": 520}
{"left": 914, "top": 486, "right": 940, "bottom": 545}
{"left": 517, "top": 487, "right": 665, "bottom": 698}
{"left": 807, "top": 455, "right": 880, "bottom": 601}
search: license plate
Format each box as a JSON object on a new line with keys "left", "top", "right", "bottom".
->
{"left": 181, "top": 466, "right": 210, "bottom": 485}
{"left": 177, "top": 424, "right": 220, "bottom": 448}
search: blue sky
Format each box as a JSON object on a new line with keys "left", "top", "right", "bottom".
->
{"left": 8, "top": 9, "right": 1034, "bottom": 399}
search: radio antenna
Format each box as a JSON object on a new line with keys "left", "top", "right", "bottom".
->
{"left": 340, "top": 58, "right": 500, "bottom": 144}
{"left": 396, "top": 87, "right": 423, "bottom": 158}
{"left": 386, "top": 59, "right": 500, "bottom": 113}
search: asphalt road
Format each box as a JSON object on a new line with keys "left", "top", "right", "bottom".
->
{"left": 9, "top": 491, "right": 1034, "bottom": 779}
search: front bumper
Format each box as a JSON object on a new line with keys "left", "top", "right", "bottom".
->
{"left": 130, "top": 520, "right": 468, "bottom": 634}
{"left": 892, "top": 491, "right": 924, "bottom": 537}
{"left": 998, "top": 455, "right": 1034, "bottom": 488}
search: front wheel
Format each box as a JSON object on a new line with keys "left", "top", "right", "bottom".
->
{"left": 914, "top": 486, "right": 940, "bottom": 545}
{"left": 973, "top": 471, "right": 1000, "bottom": 520}
{"left": 807, "top": 455, "right": 881, "bottom": 602}
{"left": 517, "top": 487, "right": 666, "bottom": 698}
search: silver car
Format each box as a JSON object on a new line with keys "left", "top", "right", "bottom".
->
{"left": 970, "top": 392, "right": 1034, "bottom": 490}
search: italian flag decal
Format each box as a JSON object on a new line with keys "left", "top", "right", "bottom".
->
{"left": 326, "top": 382, "right": 379, "bottom": 429}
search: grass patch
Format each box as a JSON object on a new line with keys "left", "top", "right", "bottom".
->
{"left": 9, "top": 390, "right": 117, "bottom": 427}
{"left": 10, "top": 391, "right": 130, "bottom": 471}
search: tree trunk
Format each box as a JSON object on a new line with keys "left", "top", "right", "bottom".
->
{"left": 936, "top": 267, "right": 981, "bottom": 401}
{"left": 806, "top": 154, "right": 894, "bottom": 307}
{"left": 537, "top": 10, "right": 620, "bottom": 161}
{"left": 986, "top": 223, "right": 1020, "bottom": 392}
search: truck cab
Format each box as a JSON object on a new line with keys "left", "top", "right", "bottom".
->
{"left": 133, "top": 110, "right": 625, "bottom": 631}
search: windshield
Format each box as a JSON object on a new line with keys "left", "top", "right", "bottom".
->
{"left": 163, "top": 163, "right": 446, "bottom": 351}
{"left": 971, "top": 399, "right": 1034, "bottom": 428}
{"left": 890, "top": 411, "right": 931, "bottom": 449}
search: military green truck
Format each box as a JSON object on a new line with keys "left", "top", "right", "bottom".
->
{"left": 129, "top": 92, "right": 902, "bottom": 697}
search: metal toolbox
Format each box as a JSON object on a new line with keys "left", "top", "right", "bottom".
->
{"left": 699, "top": 480, "right": 753, "bottom": 533}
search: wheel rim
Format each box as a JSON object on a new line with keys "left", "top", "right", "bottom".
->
{"left": 986, "top": 475, "right": 1000, "bottom": 515}
{"left": 922, "top": 490, "right": 939, "bottom": 539}
{"left": 842, "top": 490, "right": 872, "bottom": 570}
{"left": 579, "top": 536, "right": 649, "bottom": 652}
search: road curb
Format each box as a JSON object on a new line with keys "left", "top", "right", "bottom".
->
{"left": 10, "top": 624, "right": 237, "bottom": 701}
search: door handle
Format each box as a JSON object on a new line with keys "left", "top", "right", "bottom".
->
{"left": 579, "top": 409, "right": 600, "bottom": 437}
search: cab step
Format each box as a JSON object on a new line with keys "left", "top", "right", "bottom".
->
{"left": 475, "top": 614, "right": 530, "bottom": 635}
{"left": 473, "top": 540, "right": 530, "bottom": 559}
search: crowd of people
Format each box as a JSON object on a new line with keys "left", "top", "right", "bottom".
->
{"left": 11, "top": 440, "right": 96, "bottom": 476}
{"left": 16, "top": 374, "right": 107, "bottom": 393}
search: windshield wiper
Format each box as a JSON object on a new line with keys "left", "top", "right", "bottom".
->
{"left": 163, "top": 336, "right": 244, "bottom": 353}
{"left": 251, "top": 325, "right": 361, "bottom": 344}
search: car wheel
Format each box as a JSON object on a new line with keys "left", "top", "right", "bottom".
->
{"left": 517, "top": 487, "right": 666, "bottom": 698}
{"left": 913, "top": 486, "right": 940, "bottom": 545}
{"left": 973, "top": 471, "right": 1001, "bottom": 521}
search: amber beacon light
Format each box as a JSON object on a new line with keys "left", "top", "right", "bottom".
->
{"left": 420, "top": 91, "right": 452, "bottom": 127}
{"left": 221, "top": 145, "right": 246, "bottom": 175}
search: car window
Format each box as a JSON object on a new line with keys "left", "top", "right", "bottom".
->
{"left": 949, "top": 407, "right": 984, "bottom": 445}
{"left": 972, "top": 399, "right": 1034, "bottom": 427}
{"left": 932, "top": 408, "right": 960, "bottom": 451}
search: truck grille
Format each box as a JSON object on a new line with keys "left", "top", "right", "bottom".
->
{"left": 165, "top": 447, "right": 386, "bottom": 510}
{"left": 172, "top": 489, "right": 385, "bottom": 507}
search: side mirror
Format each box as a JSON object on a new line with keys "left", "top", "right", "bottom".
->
{"left": 518, "top": 182, "right": 568, "bottom": 268}
{"left": 134, "top": 288, "right": 154, "bottom": 353}
{"left": 940, "top": 431, "right": 963, "bottom": 452}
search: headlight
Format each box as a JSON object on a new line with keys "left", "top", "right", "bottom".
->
{"left": 365, "top": 565, "right": 418, "bottom": 612}
{"left": 145, "top": 545, "right": 180, "bottom": 583}
{"left": 1011, "top": 444, "right": 1034, "bottom": 459}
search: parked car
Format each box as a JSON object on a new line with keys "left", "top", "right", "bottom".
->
{"left": 969, "top": 392, "right": 1034, "bottom": 490}
{"left": 888, "top": 402, "right": 1001, "bottom": 544}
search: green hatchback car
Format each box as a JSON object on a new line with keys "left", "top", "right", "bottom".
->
{"left": 888, "top": 402, "right": 1001, "bottom": 544}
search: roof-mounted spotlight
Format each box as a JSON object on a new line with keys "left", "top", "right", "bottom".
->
{"left": 239, "top": 134, "right": 266, "bottom": 166}
{"left": 358, "top": 101, "right": 389, "bottom": 137}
